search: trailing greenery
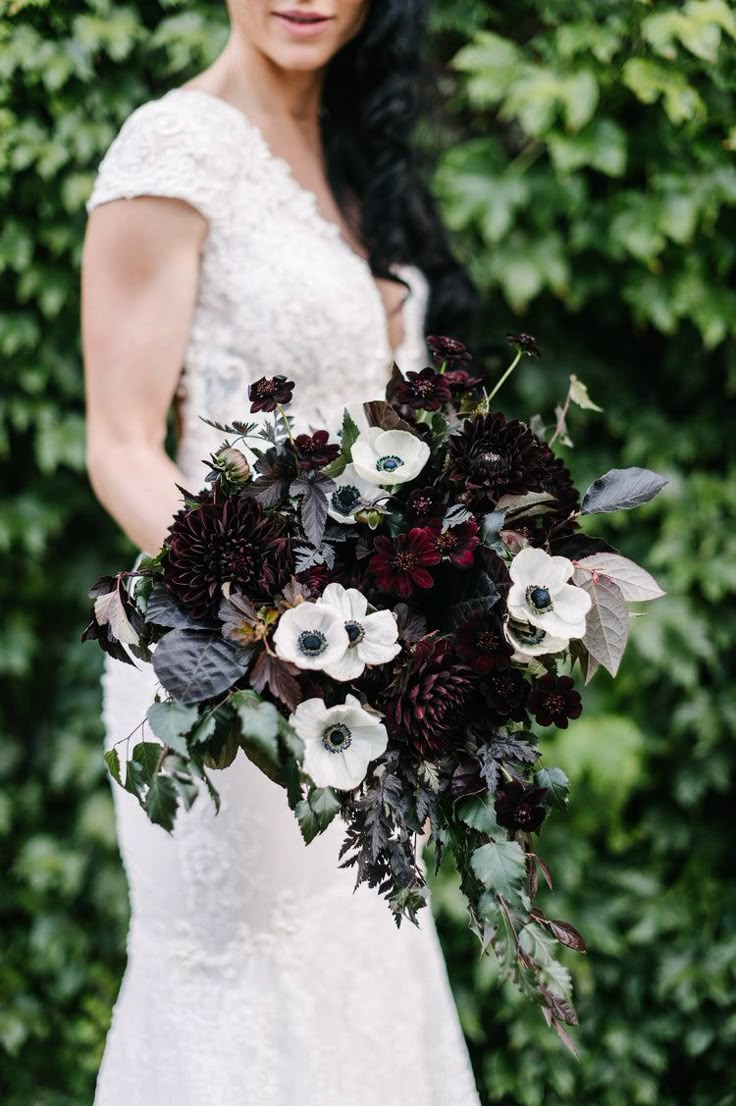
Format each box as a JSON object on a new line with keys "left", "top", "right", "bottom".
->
{"left": 0, "top": 1, "right": 734, "bottom": 1104}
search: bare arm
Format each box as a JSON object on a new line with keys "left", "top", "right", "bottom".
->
{"left": 81, "top": 195, "right": 209, "bottom": 553}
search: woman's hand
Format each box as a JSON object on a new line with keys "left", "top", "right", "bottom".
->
{"left": 81, "top": 193, "right": 209, "bottom": 552}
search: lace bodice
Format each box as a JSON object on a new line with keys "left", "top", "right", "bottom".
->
{"left": 86, "top": 87, "right": 430, "bottom": 487}
{"left": 86, "top": 87, "right": 480, "bottom": 1106}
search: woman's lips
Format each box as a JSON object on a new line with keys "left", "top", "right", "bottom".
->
{"left": 273, "top": 11, "right": 333, "bottom": 38}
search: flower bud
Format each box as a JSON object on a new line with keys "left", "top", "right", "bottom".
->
{"left": 215, "top": 446, "right": 251, "bottom": 485}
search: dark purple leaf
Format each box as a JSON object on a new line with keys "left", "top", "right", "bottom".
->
{"left": 152, "top": 629, "right": 251, "bottom": 703}
{"left": 581, "top": 467, "right": 668, "bottom": 515}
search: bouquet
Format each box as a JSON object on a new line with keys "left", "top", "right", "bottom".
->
{"left": 84, "top": 333, "right": 666, "bottom": 1046}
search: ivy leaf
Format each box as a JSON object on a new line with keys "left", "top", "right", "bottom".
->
{"left": 470, "top": 839, "right": 527, "bottom": 907}
{"left": 142, "top": 774, "right": 178, "bottom": 832}
{"left": 146, "top": 701, "right": 198, "bottom": 755}
{"left": 581, "top": 467, "right": 668, "bottom": 515}
{"left": 152, "top": 630, "right": 251, "bottom": 703}
{"left": 535, "top": 766, "right": 570, "bottom": 810}
{"left": 574, "top": 553, "right": 665, "bottom": 602}
{"left": 578, "top": 575, "right": 630, "bottom": 676}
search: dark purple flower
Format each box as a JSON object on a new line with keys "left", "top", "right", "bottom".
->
{"left": 164, "top": 495, "right": 292, "bottom": 619}
{"left": 430, "top": 519, "right": 479, "bottom": 568}
{"left": 406, "top": 486, "right": 446, "bottom": 527}
{"left": 427, "top": 335, "right": 472, "bottom": 367}
{"left": 444, "top": 368, "right": 483, "bottom": 395}
{"left": 455, "top": 610, "right": 513, "bottom": 674}
{"left": 528, "top": 674, "right": 582, "bottom": 728}
{"left": 368, "top": 528, "right": 441, "bottom": 598}
{"left": 447, "top": 412, "right": 547, "bottom": 511}
{"left": 248, "top": 375, "right": 295, "bottom": 413}
{"left": 495, "top": 780, "right": 547, "bottom": 832}
{"left": 291, "top": 430, "right": 340, "bottom": 472}
{"left": 387, "top": 638, "right": 478, "bottom": 757}
{"left": 507, "top": 332, "right": 541, "bottom": 359}
{"left": 483, "top": 667, "right": 530, "bottom": 724}
{"left": 394, "top": 367, "right": 452, "bottom": 412}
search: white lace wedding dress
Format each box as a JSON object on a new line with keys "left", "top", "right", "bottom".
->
{"left": 85, "top": 87, "right": 481, "bottom": 1106}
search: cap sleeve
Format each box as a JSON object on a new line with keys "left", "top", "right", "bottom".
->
{"left": 85, "top": 93, "right": 242, "bottom": 223}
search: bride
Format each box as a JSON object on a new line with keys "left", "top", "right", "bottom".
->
{"left": 81, "top": 2, "right": 481, "bottom": 1103}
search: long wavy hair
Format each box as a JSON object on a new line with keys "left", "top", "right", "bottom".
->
{"left": 322, "top": 0, "right": 478, "bottom": 344}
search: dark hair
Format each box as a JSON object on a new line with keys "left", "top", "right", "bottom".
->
{"left": 322, "top": 0, "right": 478, "bottom": 345}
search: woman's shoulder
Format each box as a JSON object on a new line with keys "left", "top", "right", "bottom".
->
{"left": 85, "top": 87, "right": 249, "bottom": 223}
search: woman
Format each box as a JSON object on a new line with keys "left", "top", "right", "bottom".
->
{"left": 81, "top": 2, "right": 481, "bottom": 1103}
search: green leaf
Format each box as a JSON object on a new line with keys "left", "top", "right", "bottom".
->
{"left": 146, "top": 701, "right": 198, "bottom": 755}
{"left": 142, "top": 774, "right": 178, "bottom": 832}
{"left": 569, "top": 374, "right": 603, "bottom": 412}
{"left": 457, "top": 792, "right": 502, "bottom": 836}
{"left": 232, "top": 690, "right": 280, "bottom": 759}
{"left": 470, "top": 839, "right": 527, "bottom": 907}
{"left": 295, "top": 786, "right": 341, "bottom": 844}
{"left": 130, "top": 741, "right": 162, "bottom": 785}
{"left": 535, "top": 767, "right": 570, "bottom": 811}
{"left": 104, "top": 747, "right": 122, "bottom": 786}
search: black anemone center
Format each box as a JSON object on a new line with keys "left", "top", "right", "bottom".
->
{"left": 332, "top": 485, "right": 361, "bottom": 514}
{"left": 297, "top": 629, "right": 328, "bottom": 657}
{"left": 345, "top": 620, "right": 365, "bottom": 647}
{"left": 528, "top": 585, "right": 552, "bottom": 610}
{"left": 322, "top": 723, "right": 352, "bottom": 753}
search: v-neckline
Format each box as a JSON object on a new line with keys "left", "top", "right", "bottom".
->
{"left": 168, "top": 86, "right": 409, "bottom": 361}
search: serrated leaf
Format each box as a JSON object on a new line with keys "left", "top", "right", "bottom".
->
{"left": 568, "top": 374, "right": 603, "bottom": 412}
{"left": 290, "top": 474, "right": 333, "bottom": 547}
{"left": 142, "top": 774, "right": 178, "bottom": 831}
{"left": 94, "top": 588, "right": 139, "bottom": 645}
{"left": 578, "top": 575, "right": 630, "bottom": 676}
{"left": 535, "top": 766, "right": 569, "bottom": 810}
{"left": 574, "top": 553, "right": 665, "bottom": 602}
{"left": 470, "top": 839, "right": 527, "bottom": 906}
{"left": 581, "top": 467, "right": 668, "bottom": 515}
{"left": 130, "top": 741, "right": 162, "bottom": 784}
{"left": 231, "top": 690, "right": 281, "bottom": 777}
{"left": 296, "top": 786, "right": 341, "bottom": 844}
{"left": 146, "top": 701, "right": 198, "bottom": 755}
{"left": 104, "top": 747, "right": 122, "bottom": 786}
{"left": 189, "top": 713, "right": 217, "bottom": 746}
{"left": 457, "top": 792, "right": 502, "bottom": 836}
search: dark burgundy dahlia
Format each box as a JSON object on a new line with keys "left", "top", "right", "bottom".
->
{"left": 394, "top": 367, "right": 452, "bottom": 412}
{"left": 495, "top": 780, "right": 547, "bottom": 832}
{"left": 368, "top": 528, "right": 441, "bottom": 598}
{"left": 528, "top": 673, "right": 582, "bottom": 728}
{"left": 456, "top": 609, "right": 513, "bottom": 674}
{"left": 447, "top": 413, "right": 547, "bottom": 511}
{"left": 164, "top": 495, "right": 292, "bottom": 619}
{"left": 388, "top": 638, "right": 478, "bottom": 757}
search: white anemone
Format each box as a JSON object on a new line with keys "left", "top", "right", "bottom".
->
{"left": 504, "top": 619, "right": 570, "bottom": 659}
{"left": 351, "top": 427, "right": 430, "bottom": 487}
{"left": 326, "top": 463, "right": 377, "bottom": 525}
{"left": 317, "top": 582, "right": 402, "bottom": 682}
{"left": 273, "top": 602, "right": 349, "bottom": 671}
{"left": 507, "top": 546, "right": 591, "bottom": 640}
{"left": 290, "top": 693, "right": 388, "bottom": 791}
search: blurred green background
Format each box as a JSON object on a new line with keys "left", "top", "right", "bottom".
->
{"left": 1, "top": 0, "right": 734, "bottom": 1103}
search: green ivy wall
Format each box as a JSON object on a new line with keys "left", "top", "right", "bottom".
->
{"left": 1, "top": 1, "right": 734, "bottom": 1104}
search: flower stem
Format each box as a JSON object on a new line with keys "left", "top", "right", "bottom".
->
{"left": 276, "top": 403, "right": 297, "bottom": 449}
{"left": 487, "top": 350, "right": 522, "bottom": 405}
{"left": 549, "top": 380, "right": 573, "bottom": 447}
